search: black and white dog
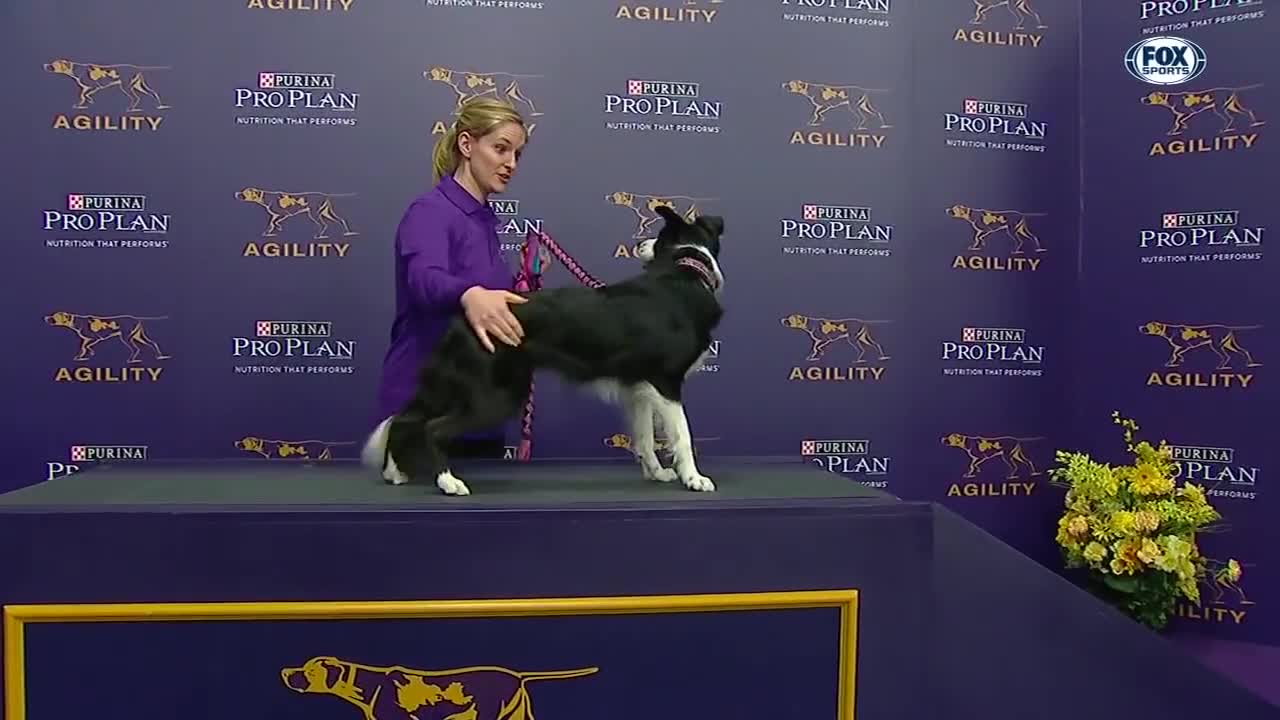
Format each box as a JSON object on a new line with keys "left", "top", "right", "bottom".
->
{"left": 362, "top": 205, "right": 726, "bottom": 496}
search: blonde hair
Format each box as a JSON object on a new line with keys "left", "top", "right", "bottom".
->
{"left": 431, "top": 97, "right": 527, "bottom": 184}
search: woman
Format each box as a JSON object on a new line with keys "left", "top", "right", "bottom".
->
{"left": 374, "top": 97, "right": 530, "bottom": 458}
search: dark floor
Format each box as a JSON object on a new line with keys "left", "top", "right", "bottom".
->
{"left": 0, "top": 457, "right": 896, "bottom": 509}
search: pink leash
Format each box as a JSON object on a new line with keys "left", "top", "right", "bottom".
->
{"left": 511, "top": 228, "right": 606, "bottom": 460}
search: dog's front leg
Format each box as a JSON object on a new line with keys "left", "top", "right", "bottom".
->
{"left": 649, "top": 391, "right": 715, "bottom": 492}
{"left": 625, "top": 387, "right": 676, "bottom": 484}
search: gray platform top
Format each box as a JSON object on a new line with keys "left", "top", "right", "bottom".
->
{"left": 0, "top": 457, "right": 899, "bottom": 512}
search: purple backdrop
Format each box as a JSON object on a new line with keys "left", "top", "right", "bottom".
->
{"left": 4, "top": 0, "right": 1271, "bottom": 646}
{"left": 1075, "top": 0, "right": 1276, "bottom": 647}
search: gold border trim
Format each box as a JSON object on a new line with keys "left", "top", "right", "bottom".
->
{"left": 5, "top": 589, "right": 857, "bottom": 720}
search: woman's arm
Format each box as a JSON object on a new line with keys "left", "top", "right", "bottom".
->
{"left": 397, "top": 202, "right": 473, "bottom": 311}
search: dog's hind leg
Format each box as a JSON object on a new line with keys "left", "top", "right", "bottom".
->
{"left": 418, "top": 416, "right": 469, "bottom": 496}
{"left": 638, "top": 382, "right": 714, "bottom": 492}
{"left": 421, "top": 380, "right": 529, "bottom": 496}
{"left": 623, "top": 385, "right": 676, "bottom": 483}
{"left": 382, "top": 413, "right": 428, "bottom": 486}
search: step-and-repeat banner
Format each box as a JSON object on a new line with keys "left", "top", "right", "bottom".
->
{"left": 8, "top": 0, "right": 1270, "bottom": 643}
{"left": 1076, "top": 2, "right": 1275, "bottom": 645}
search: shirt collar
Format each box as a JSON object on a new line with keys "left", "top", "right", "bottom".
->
{"left": 439, "top": 175, "right": 497, "bottom": 222}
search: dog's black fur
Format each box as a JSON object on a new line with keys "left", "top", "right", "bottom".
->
{"left": 362, "top": 205, "right": 726, "bottom": 495}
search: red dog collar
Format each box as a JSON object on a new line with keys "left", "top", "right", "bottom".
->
{"left": 675, "top": 256, "right": 719, "bottom": 291}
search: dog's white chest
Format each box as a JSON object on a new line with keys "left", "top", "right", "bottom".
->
{"left": 586, "top": 379, "right": 627, "bottom": 406}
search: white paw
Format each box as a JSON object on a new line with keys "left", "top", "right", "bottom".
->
{"left": 383, "top": 456, "right": 409, "bottom": 485}
{"left": 436, "top": 470, "right": 470, "bottom": 496}
{"left": 681, "top": 473, "right": 716, "bottom": 492}
{"left": 645, "top": 466, "right": 678, "bottom": 483}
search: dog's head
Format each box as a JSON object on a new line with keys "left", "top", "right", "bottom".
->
{"left": 1138, "top": 321, "right": 1167, "bottom": 337}
{"left": 281, "top": 656, "right": 347, "bottom": 695}
{"left": 634, "top": 206, "right": 725, "bottom": 293}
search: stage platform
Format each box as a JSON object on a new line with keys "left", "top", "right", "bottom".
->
{"left": 2, "top": 458, "right": 1276, "bottom": 720}
{"left": 0, "top": 456, "right": 894, "bottom": 510}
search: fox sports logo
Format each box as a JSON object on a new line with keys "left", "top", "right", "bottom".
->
{"left": 1125, "top": 36, "right": 1206, "bottom": 86}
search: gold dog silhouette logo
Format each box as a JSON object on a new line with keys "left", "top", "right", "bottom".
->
{"left": 605, "top": 192, "right": 716, "bottom": 256}
{"left": 44, "top": 58, "right": 171, "bottom": 132}
{"left": 425, "top": 66, "right": 544, "bottom": 136}
{"left": 1142, "top": 84, "right": 1265, "bottom": 158}
{"left": 780, "top": 313, "right": 890, "bottom": 383}
{"left": 281, "top": 656, "right": 598, "bottom": 719}
{"left": 604, "top": 432, "right": 718, "bottom": 458}
{"left": 616, "top": 0, "right": 722, "bottom": 23}
{"left": 955, "top": 0, "right": 1047, "bottom": 48}
{"left": 941, "top": 433, "right": 1042, "bottom": 499}
{"left": 1175, "top": 557, "right": 1256, "bottom": 626}
{"left": 1138, "top": 321, "right": 1261, "bottom": 390}
{"left": 234, "top": 436, "right": 355, "bottom": 460}
{"left": 946, "top": 204, "right": 1045, "bottom": 272}
{"left": 235, "top": 187, "right": 358, "bottom": 259}
{"left": 1202, "top": 558, "right": 1254, "bottom": 605}
{"left": 45, "top": 311, "right": 170, "bottom": 384}
{"left": 783, "top": 79, "right": 891, "bottom": 149}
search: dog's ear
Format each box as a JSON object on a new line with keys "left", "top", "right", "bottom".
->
{"left": 695, "top": 215, "right": 724, "bottom": 237}
{"left": 655, "top": 205, "right": 684, "bottom": 225}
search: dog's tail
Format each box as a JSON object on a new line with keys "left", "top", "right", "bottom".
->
{"left": 517, "top": 667, "right": 600, "bottom": 683}
{"left": 361, "top": 416, "right": 393, "bottom": 470}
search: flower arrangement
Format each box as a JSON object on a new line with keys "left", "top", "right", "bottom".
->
{"left": 1049, "top": 411, "right": 1240, "bottom": 630}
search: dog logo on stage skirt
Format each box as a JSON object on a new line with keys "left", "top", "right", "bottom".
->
{"left": 282, "top": 656, "right": 597, "bottom": 720}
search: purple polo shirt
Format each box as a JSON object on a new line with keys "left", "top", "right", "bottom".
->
{"left": 374, "top": 176, "right": 515, "bottom": 432}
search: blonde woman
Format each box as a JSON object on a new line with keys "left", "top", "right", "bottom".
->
{"left": 375, "top": 97, "right": 530, "bottom": 459}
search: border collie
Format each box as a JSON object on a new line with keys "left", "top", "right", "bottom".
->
{"left": 361, "top": 205, "right": 726, "bottom": 496}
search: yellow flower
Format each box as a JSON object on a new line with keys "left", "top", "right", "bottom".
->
{"left": 1083, "top": 542, "right": 1107, "bottom": 563}
{"left": 1109, "top": 556, "right": 1132, "bottom": 575}
{"left": 1136, "top": 538, "right": 1162, "bottom": 565}
{"left": 1180, "top": 576, "right": 1201, "bottom": 604}
{"left": 1068, "top": 515, "right": 1089, "bottom": 537}
{"left": 1110, "top": 511, "right": 1137, "bottom": 537}
{"left": 1056, "top": 526, "right": 1079, "bottom": 552}
{"left": 1133, "top": 510, "right": 1160, "bottom": 533}
{"left": 1110, "top": 539, "right": 1143, "bottom": 575}
{"left": 1131, "top": 463, "right": 1174, "bottom": 496}
{"left": 1179, "top": 483, "right": 1207, "bottom": 507}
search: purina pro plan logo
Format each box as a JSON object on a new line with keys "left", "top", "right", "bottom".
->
{"left": 1125, "top": 36, "right": 1207, "bottom": 86}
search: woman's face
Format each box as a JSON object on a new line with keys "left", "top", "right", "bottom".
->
{"left": 460, "top": 121, "right": 526, "bottom": 196}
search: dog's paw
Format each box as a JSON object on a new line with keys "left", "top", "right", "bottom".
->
{"left": 436, "top": 470, "right": 470, "bottom": 496}
{"left": 644, "top": 466, "right": 678, "bottom": 483}
{"left": 383, "top": 457, "right": 410, "bottom": 485}
{"left": 680, "top": 473, "right": 716, "bottom": 492}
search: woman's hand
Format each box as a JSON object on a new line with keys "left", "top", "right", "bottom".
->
{"left": 461, "top": 286, "right": 528, "bottom": 353}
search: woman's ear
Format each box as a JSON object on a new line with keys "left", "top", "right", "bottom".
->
{"left": 456, "top": 130, "right": 473, "bottom": 159}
